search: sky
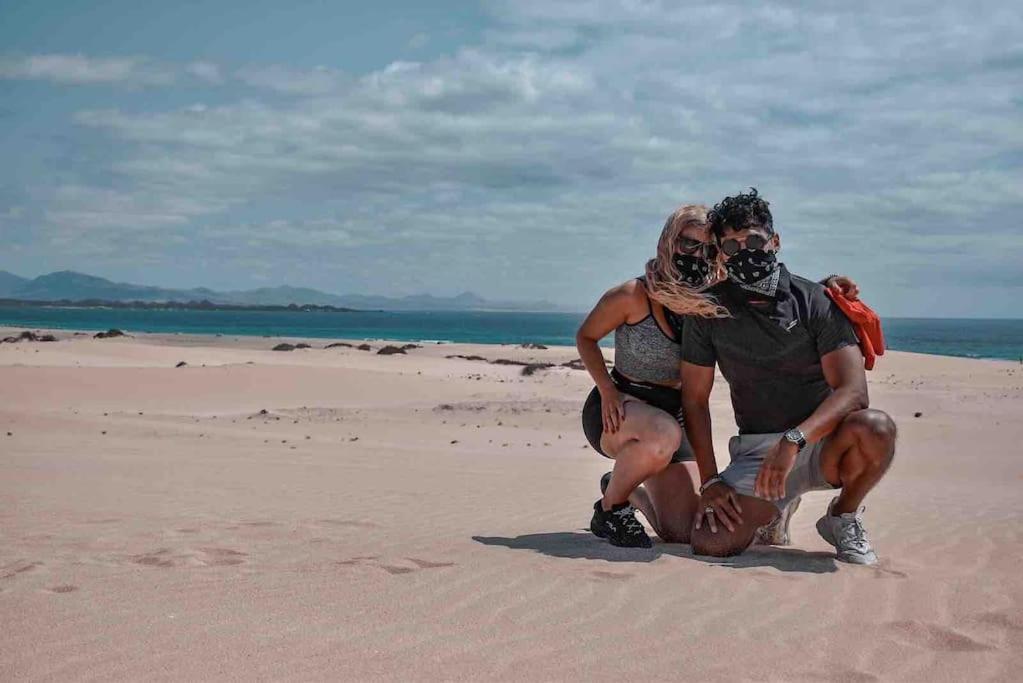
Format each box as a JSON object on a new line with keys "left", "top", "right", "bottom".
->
{"left": 0, "top": 0, "right": 1021, "bottom": 316}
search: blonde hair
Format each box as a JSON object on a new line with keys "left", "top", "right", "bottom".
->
{"left": 644, "top": 204, "right": 729, "bottom": 318}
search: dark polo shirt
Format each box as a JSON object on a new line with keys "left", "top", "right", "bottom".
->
{"left": 682, "top": 265, "right": 859, "bottom": 434}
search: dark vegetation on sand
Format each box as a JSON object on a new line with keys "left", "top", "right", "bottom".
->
{"left": 0, "top": 297, "right": 371, "bottom": 313}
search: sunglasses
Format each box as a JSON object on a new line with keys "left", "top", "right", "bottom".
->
{"left": 720, "top": 233, "right": 769, "bottom": 257}
{"left": 678, "top": 237, "right": 719, "bottom": 260}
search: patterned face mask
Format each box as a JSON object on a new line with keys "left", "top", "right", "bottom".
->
{"left": 725, "top": 248, "right": 780, "bottom": 297}
{"left": 672, "top": 253, "right": 711, "bottom": 288}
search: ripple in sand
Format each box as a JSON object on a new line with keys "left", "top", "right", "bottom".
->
{"left": 336, "top": 556, "right": 455, "bottom": 575}
{"left": 2, "top": 560, "right": 43, "bottom": 579}
{"left": 886, "top": 620, "right": 995, "bottom": 652}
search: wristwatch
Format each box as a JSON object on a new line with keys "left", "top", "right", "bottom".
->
{"left": 783, "top": 428, "right": 807, "bottom": 450}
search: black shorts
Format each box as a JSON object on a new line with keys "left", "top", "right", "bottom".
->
{"left": 581, "top": 368, "right": 695, "bottom": 463}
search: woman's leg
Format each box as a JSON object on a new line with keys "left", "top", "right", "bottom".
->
{"left": 599, "top": 399, "right": 682, "bottom": 515}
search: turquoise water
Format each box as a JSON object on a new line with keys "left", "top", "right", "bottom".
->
{"left": 1, "top": 306, "right": 1021, "bottom": 361}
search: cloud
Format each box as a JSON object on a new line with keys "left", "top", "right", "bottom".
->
{"left": 186, "top": 61, "right": 223, "bottom": 84}
{"left": 0, "top": 53, "right": 175, "bottom": 85}
{"left": 5, "top": 1, "right": 1022, "bottom": 311}
{"left": 235, "top": 65, "right": 349, "bottom": 95}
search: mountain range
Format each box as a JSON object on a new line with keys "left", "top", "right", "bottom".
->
{"left": 0, "top": 270, "right": 569, "bottom": 312}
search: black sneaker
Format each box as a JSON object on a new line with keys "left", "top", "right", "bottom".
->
{"left": 600, "top": 471, "right": 612, "bottom": 495}
{"left": 590, "top": 499, "right": 652, "bottom": 548}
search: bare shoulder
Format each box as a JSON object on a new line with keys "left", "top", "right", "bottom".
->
{"left": 600, "top": 278, "right": 649, "bottom": 318}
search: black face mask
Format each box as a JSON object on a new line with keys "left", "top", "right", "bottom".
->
{"left": 725, "top": 248, "right": 780, "bottom": 296}
{"left": 672, "top": 253, "right": 711, "bottom": 288}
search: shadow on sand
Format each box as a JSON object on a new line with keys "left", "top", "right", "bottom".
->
{"left": 472, "top": 531, "right": 838, "bottom": 574}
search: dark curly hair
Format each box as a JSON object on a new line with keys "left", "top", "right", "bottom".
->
{"left": 707, "top": 187, "right": 773, "bottom": 240}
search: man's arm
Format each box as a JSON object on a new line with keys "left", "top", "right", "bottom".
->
{"left": 797, "top": 344, "right": 869, "bottom": 443}
{"left": 680, "top": 315, "right": 743, "bottom": 532}
{"left": 681, "top": 359, "right": 743, "bottom": 532}
{"left": 681, "top": 361, "right": 717, "bottom": 484}
{"left": 754, "top": 344, "right": 868, "bottom": 501}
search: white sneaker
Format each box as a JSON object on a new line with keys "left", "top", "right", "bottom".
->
{"left": 816, "top": 498, "right": 877, "bottom": 565}
{"left": 754, "top": 496, "right": 800, "bottom": 546}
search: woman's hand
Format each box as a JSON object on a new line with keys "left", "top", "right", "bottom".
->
{"left": 599, "top": 385, "right": 627, "bottom": 434}
{"left": 693, "top": 481, "right": 743, "bottom": 533}
{"left": 826, "top": 275, "right": 860, "bottom": 301}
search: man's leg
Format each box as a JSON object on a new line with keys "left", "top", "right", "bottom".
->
{"left": 691, "top": 495, "right": 778, "bottom": 557}
{"left": 814, "top": 409, "right": 897, "bottom": 564}
{"left": 642, "top": 461, "right": 701, "bottom": 543}
{"left": 690, "top": 409, "right": 896, "bottom": 559}
{"left": 817, "top": 408, "right": 897, "bottom": 511}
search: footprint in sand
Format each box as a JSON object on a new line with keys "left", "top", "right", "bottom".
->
{"left": 198, "top": 547, "right": 248, "bottom": 566}
{"left": 796, "top": 667, "right": 878, "bottom": 682}
{"left": 337, "top": 556, "right": 455, "bottom": 575}
{"left": 130, "top": 547, "right": 248, "bottom": 568}
{"left": 48, "top": 585, "right": 78, "bottom": 594}
{"left": 590, "top": 570, "right": 633, "bottom": 581}
{"left": 886, "top": 620, "right": 995, "bottom": 652}
{"left": 131, "top": 549, "right": 176, "bottom": 568}
{"left": 973, "top": 609, "right": 1023, "bottom": 632}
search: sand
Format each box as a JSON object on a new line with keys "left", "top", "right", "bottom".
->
{"left": 1, "top": 327, "right": 1021, "bottom": 681}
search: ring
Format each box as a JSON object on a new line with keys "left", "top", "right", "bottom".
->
{"left": 704, "top": 506, "right": 715, "bottom": 515}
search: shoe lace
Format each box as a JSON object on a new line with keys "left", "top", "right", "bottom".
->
{"left": 611, "top": 506, "right": 645, "bottom": 534}
{"left": 838, "top": 515, "right": 871, "bottom": 553}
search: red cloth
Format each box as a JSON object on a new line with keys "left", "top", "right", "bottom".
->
{"left": 825, "top": 288, "right": 885, "bottom": 370}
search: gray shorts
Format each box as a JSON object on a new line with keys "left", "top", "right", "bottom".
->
{"left": 719, "top": 432, "right": 837, "bottom": 511}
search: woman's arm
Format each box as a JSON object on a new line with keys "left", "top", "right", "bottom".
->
{"left": 575, "top": 281, "right": 642, "bottom": 433}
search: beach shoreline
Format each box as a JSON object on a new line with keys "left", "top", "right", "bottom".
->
{"left": 2, "top": 324, "right": 1020, "bottom": 368}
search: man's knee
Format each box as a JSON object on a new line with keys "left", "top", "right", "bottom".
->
{"left": 840, "top": 409, "right": 897, "bottom": 473}
{"left": 691, "top": 527, "right": 749, "bottom": 558}
{"left": 845, "top": 409, "right": 897, "bottom": 448}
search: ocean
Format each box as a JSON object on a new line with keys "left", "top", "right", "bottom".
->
{"left": 1, "top": 306, "right": 1021, "bottom": 362}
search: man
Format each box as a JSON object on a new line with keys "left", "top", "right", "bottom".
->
{"left": 680, "top": 189, "right": 896, "bottom": 564}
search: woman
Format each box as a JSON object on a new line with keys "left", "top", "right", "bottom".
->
{"left": 576, "top": 204, "right": 858, "bottom": 548}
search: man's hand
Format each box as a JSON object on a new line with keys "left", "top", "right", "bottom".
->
{"left": 754, "top": 439, "right": 799, "bottom": 502}
{"left": 826, "top": 275, "right": 860, "bottom": 301}
{"left": 599, "top": 385, "right": 626, "bottom": 434}
{"left": 693, "top": 481, "right": 743, "bottom": 533}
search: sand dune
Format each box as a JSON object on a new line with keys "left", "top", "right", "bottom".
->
{"left": 1, "top": 328, "right": 1021, "bottom": 681}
